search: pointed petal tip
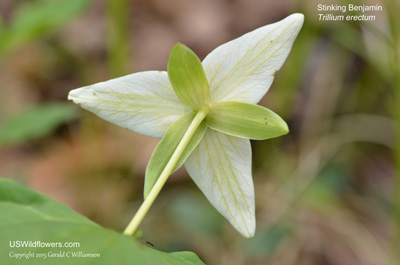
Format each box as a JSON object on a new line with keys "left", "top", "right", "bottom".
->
{"left": 67, "top": 86, "right": 90, "bottom": 102}
{"left": 239, "top": 217, "right": 255, "bottom": 238}
{"left": 67, "top": 88, "right": 79, "bottom": 101}
{"left": 290, "top": 13, "right": 305, "bottom": 19}
{"left": 243, "top": 228, "right": 256, "bottom": 238}
{"left": 288, "top": 13, "right": 304, "bottom": 26}
{"left": 201, "top": 12, "right": 304, "bottom": 104}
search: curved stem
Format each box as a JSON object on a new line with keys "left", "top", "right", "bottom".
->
{"left": 123, "top": 109, "right": 208, "bottom": 236}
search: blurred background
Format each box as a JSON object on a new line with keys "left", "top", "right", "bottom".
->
{"left": 1, "top": 0, "right": 399, "bottom": 264}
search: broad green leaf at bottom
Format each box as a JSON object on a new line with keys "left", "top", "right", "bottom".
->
{"left": 0, "top": 179, "right": 205, "bottom": 265}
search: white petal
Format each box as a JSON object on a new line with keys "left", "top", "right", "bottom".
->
{"left": 184, "top": 129, "right": 255, "bottom": 237}
{"left": 202, "top": 13, "right": 304, "bottom": 104}
{"left": 68, "top": 71, "right": 188, "bottom": 138}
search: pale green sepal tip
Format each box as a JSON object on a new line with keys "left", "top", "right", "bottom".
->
{"left": 144, "top": 112, "right": 207, "bottom": 199}
{"left": 206, "top": 101, "right": 289, "bottom": 140}
{"left": 167, "top": 43, "right": 210, "bottom": 111}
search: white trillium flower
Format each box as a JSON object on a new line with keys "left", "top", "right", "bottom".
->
{"left": 68, "top": 14, "right": 304, "bottom": 238}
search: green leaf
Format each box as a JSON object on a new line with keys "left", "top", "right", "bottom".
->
{"left": 2, "top": 0, "right": 92, "bottom": 52}
{"left": 167, "top": 43, "right": 210, "bottom": 111}
{"left": 206, "top": 101, "right": 289, "bottom": 140}
{"left": 144, "top": 112, "right": 206, "bottom": 198}
{"left": 170, "top": 252, "right": 207, "bottom": 265}
{"left": 0, "top": 102, "right": 79, "bottom": 147}
{"left": 0, "top": 179, "right": 205, "bottom": 265}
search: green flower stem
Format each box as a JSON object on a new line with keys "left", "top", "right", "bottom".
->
{"left": 123, "top": 108, "right": 208, "bottom": 236}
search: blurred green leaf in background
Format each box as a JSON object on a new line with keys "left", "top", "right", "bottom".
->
{"left": 0, "top": 0, "right": 93, "bottom": 54}
{"left": 0, "top": 102, "right": 78, "bottom": 147}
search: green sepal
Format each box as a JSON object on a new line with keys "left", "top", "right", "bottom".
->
{"left": 206, "top": 101, "right": 289, "bottom": 140}
{"left": 167, "top": 43, "right": 210, "bottom": 111}
{"left": 144, "top": 112, "right": 207, "bottom": 199}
